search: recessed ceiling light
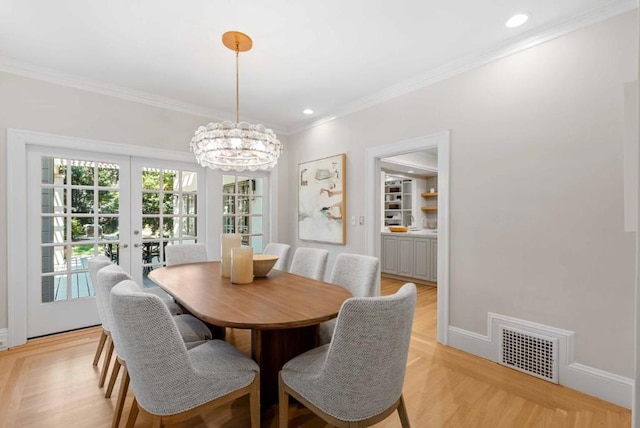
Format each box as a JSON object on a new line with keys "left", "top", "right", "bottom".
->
{"left": 303, "top": 109, "right": 314, "bottom": 115}
{"left": 407, "top": 170, "right": 414, "bottom": 173}
{"left": 506, "top": 13, "right": 529, "bottom": 28}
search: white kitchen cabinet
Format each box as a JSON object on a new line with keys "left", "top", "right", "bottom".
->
{"left": 381, "top": 233, "right": 437, "bottom": 283}
{"left": 397, "top": 237, "right": 414, "bottom": 277}
{"left": 381, "top": 235, "right": 398, "bottom": 273}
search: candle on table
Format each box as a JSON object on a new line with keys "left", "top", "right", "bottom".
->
{"left": 221, "top": 234, "right": 242, "bottom": 278}
{"left": 231, "top": 246, "right": 253, "bottom": 284}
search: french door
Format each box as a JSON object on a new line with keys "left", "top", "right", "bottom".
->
{"left": 26, "top": 147, "right": 203, "bottom": 338}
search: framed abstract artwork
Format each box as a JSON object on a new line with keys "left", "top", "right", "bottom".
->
{"left": 298, "top": 153, "right": 346, "bottom": 245}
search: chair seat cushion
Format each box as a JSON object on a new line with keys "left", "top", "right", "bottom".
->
{"left": 318, "top": 319, "right": 336, "bottom": 345}
{"left": 188, "top": 340, "right": 259, "bottom": 375}
{"left": 174, "top": 314, "right": 213, "bottom": 345}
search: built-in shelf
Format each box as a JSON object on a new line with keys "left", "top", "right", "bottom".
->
{"left": 421, "top": 206, "right": 437, "bottom": 211}
{"left": 421, "top": 192, "right": 438, "bottom": 197}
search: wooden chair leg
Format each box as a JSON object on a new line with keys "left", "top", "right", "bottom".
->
{"left": 112, "top": 365, "right": 130, "bottom": 428}
{"left": 99, "top": 336, "right": 114, "bottom": 388}
{"left": 151, "top": 415, "right": 162, "bottom": 428}
{"left": 397, "top": 395, "right": 411, "bottom": 428}
{"left": 92, "top": 329, "right": 107, "bottom": 367}
{"left": 105, "top": 357, "right": 121, "bottom": 398}
{"left": 250, "top": 374, "right": 260, "bottom": 428}
{"left": 125, "top": 397, "right": 139, "bottom": 428}
{"left": 278, "top": 373, "right": 289, "bottom": 428}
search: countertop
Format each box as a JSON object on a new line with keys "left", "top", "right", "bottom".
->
{"left": 381, "top": 229, "right": 438, "bottom": 237}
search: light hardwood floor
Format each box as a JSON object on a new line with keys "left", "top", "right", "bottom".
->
{"left": 0, "top": 278, "right": 631, "bottom": 427}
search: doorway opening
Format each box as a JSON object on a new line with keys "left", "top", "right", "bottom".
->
{"left": 365, "top": 131, "right": 450, "bottom": 344}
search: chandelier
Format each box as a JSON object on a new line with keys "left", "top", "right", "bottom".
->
{"left": 190, "top": 31, "right": 282, "bottom": 171}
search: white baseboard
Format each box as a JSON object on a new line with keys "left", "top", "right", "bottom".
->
{"left": 448, "top": 313, "right": 633, "bottom": 409}
{"left": 0, "top": 328, "right": 8, "bottom": 351}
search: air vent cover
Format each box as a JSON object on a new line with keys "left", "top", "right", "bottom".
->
{"left": 499, "top": 326, "right": 558, "bottom": 383}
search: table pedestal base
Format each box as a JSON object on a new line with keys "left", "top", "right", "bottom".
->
{"left": 251, "top": 326, "right": 318, "bottom": 405}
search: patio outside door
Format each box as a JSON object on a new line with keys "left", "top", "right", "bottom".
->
{"left": 26, "top": 149, "right": 204, "bottom": 338}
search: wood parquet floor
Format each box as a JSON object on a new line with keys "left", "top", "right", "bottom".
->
{"left": 0, "top": 278, "right": 631, "bottom": 427}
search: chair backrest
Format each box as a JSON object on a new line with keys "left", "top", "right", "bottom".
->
{"left": 110, "top": 280, "right": 193, "bottom": 415}
{"left": 330, "top": 253, "right": 379, "bottom": 297}
{"left": 289, "top": 247, "right": 329, "bottom": 280}
{"left": 96, "top": 264, "right": 132, "bottom": 358}
{"left": 165, "top": 243, "right": 208, "bottom": 267}
{"left": 263, "top": 243, "right": 291, "bottom": 271}
{"left": 322, "top": 283, "right": 417, "bottom": 420}
{"left": 88, "top": 255, "right": 113, "bottom": 329}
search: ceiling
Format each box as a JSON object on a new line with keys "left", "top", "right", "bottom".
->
{"left": 0, "top": 0, "right": 634, "bottom": 134}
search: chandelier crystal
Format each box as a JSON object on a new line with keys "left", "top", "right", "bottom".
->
{"left": 190, "top": 31, "right": 282, "bottom": 172}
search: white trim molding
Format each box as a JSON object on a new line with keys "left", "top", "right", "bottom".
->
{"left": 448, "top": 313, "right": 633, "bottom": 408}
{"left": 366, "top": 130, "right": 450, "bottom": 344}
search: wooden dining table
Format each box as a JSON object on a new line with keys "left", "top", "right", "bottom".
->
{"left": 148, "top": 261, "right": 352, "bottom": 405}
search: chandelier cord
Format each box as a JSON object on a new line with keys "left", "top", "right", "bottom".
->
{"left": 235, "top": 43, "right": 240, "bottom": 123}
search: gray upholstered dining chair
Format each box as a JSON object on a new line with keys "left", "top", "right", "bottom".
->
{"left": 89, "top": 255, "right": 183, "bottom": 386}
{"left": 279, "top": 283, "right": 417, "bottom": 428}
{"left": 263, "top": 242, "right": 291, "bottom": 271}
{"left": 88, "top": 255, "right": 114, "bottom": 383}
{"left": 318, "top": 253, "right": 380, "bottom": 344}
{"left": 288, "top": 247, "right": 329, "bottom": 280}
{"left": 98, "top": 264, "right": 214, "bottom": 427}
{"left": 165, "top": 243, "right": 208, "bottom": 266}
{"left": 110, "top": 280, "right": 260, "bottom": 428}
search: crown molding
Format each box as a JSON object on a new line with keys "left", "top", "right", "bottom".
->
{"left": 0, "top": 55, "right": 287, "bottom": 135}
{"left": 290, "top": 0, "right": 637, "bottom": 135}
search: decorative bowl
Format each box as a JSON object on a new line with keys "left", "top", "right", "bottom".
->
{"left": 388, "top": 226, "right": 409, "bottom": 233}
{"left": 253, "top": 254, "right": 279, "bottom": 277}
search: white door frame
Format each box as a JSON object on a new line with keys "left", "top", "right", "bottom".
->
{"left": 6, "top": 129, "right": 261, "bottom": 347}
{"left": 365, "top": 130, "right": 450, "bottom": 344}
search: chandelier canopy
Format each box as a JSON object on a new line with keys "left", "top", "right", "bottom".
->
{"left": 190, "top": 31, "right": 282, "bottom": 172}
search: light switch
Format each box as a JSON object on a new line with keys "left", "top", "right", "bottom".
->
{"left": 351, "top": 216, "right": 356, "bottom": 225}
{"left": 359, "top": 216, "right": 365, "bottom": 225}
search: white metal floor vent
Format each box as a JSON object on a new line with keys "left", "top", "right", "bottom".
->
{"left": 498, "top": 326, "right": 558, "bottom": 384}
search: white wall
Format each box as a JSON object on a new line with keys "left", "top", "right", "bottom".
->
{"left": 0, "top": 71, "right": 289, "bottom": 330}
{"left": 286, "top": 11, "right": 637, "bottom": 378}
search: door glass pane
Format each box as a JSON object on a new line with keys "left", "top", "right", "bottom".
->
{"left": 98, "top": 163, "right": 119, "bottom": 187}
{"left": 182, "top": 217, "right": 196, "bottom": 237}
{"left": 251, "top": 216, "right": 263, "bottom": 234}
{"left": 182, "top": 171, "right": 198, "bottom": 191}
{"left": 238, "top": 196, "right": 250, "bottom": 214}
{"left": 42, "top": 188, "right": 67, "bottom": 213}
{"left": 99, "top": 217, "right": 118, "bottom": 239}
{"left": 98, "top": 191, "right": 119, "bottom": 213}
{"left": 142, "top": 169, "right": 160, "bottom": 190}
{"left": 163, "top": 193, "right": 178, "bottom": 214}
{"left": 143, "top": 216, "right": 161, "bottom": 237}
{"left": 181, "top": 194, "right": 197, "bottom": 214}
{"left": 71, "top": 189, "right": 94, "bottom": 213}
{"left": 164, "top": 217, "right": 179, "bottom": 238}
{"left": 41, "top": 246, "right": 66, "bottom": 273}
{"left": 71, "top": 161, "right": 95, "bottom": 185}
{"left": 42, "top": 275, "right": 67, "bottom": 302}
{"left": 142, "top": 192, "right": 160, "bottom": 214}
{"left": 163, "top": 170, "right": 178, "bottom": 191}
{"left": 41, "top": 217, "right": 66, "bottom": 244}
